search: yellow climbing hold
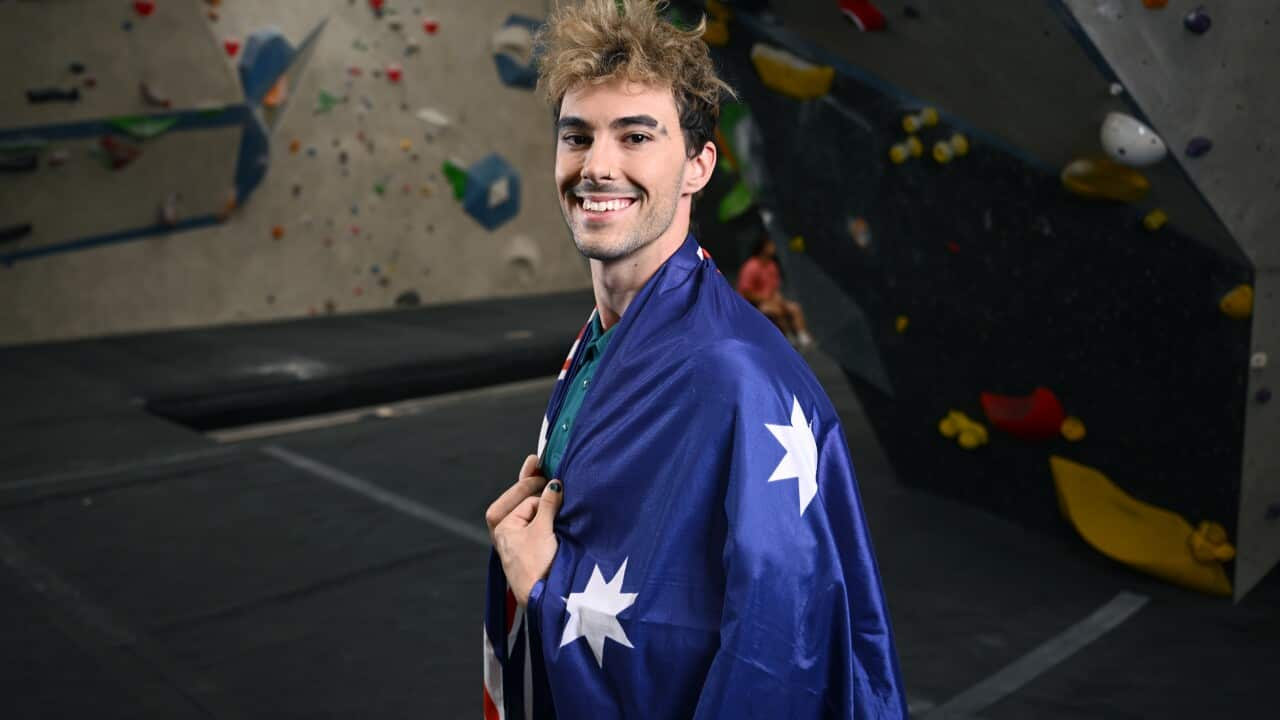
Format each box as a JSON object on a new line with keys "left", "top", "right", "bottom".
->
{"left": 1219, "top": 284, "right": 1253, "bottom": 319}
{"left": 889, "top": 143, "right": 909, "bottom": 164}
{"left": 1060, "top": 416, "right": 1087, "bottom": 442}
{"left": 703, "top": 18, "right": 729, "bottom": 46}
{"left": 707, "top": 0, "right": 733, "bottom": 20}
{"left": 949, "top": 133, "right": 969, "bottom": 156}
{"left": 938, "top": 410, "right": 988, "bottom": 449}
{"left": 921, "top": 107, "right": 940, "bottom": 127}
{"left": 750, "top": 43, "right": 834, "bottom": 100}
{"left": 789, "top": 235, "right": 806, "bottom": 253}
{"left": 1060, "top": 156, "right": 1151, "bottom": 203}
{"left": 932, "top": 141, "right": 953, "bottom": 164}
{"left": 902, "top": 114, "right": 922, "bottom": 134}
{"left": 1050, "top": 456, "right": 1232, "bottom": 596}
{"left": 1189, "top": 521, "right": 1236, "bottom": 563}
{"left": 906, "top": 136, "right": 923, "bottom": 158}
{"left": 1143, "top": 208, "right": 1167, "bottom": 231}
{"left": 399, "top": 138, "right": 413, "bottom": 152}
{"left": 895, "top": 315, "right": 909, "bottom": 334}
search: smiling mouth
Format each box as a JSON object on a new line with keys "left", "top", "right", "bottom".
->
{"left": 575, "top": 195, "right": 636, "bottom": 218}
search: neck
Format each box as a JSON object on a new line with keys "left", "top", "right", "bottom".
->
{"left": 589, "top": 205, "right": 691, "bottom": 331}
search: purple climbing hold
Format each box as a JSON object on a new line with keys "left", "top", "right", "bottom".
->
{"left": 1185, "top": 136, "right": 1213, "bottom": 158}
{"left": 1184, "top": 6, "right": 1211, "bottom": 34}
{"left": 1268, "top": 503, "right": 1280, "bottom": 521}
{"left": 1257, "top": 387, "right": 1273, "bottom": 404}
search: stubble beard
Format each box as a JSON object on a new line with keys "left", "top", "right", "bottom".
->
{"left": 564, "top": 170, "right": 685, "bottom": 263}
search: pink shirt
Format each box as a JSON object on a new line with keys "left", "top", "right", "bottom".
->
{"left": 736, "top": 256, "right": 780, "bottom": 301}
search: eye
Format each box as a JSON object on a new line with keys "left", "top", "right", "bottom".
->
{"left": 625, "top": 133, "right": 651, "bottom": 144}
{"left": 562, "top": 134, "right": 590, "bottom": 147}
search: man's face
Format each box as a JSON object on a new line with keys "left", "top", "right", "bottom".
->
{"left": 554, "top": 79, "right": 691, "bottom": 262}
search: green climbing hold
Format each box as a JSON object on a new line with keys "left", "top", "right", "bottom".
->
{"left": 718, "top": 179, "right": 756, "bottom": 223}
{"left": 109, "top": 115, "right": 180, "bottom": 140}
{"left": 442, "top": 160, "right": 469, "bottom": 200}
{"left": 374, "top": 182, "right": 386, "bottom": 196}
{"left": 316, "top": 90, "right": 343, "bottom": 114}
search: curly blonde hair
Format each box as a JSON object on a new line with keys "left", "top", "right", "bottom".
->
{"left": 537, "top": 0, "right": 736, "bottom": 158}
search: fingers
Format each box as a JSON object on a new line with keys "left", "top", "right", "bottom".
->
{"left": 532, "top": 480, "right": 564, "bottom": 533}
{"left": 485, "top": 455, "right": 547, "bottom": 533}
{"left": 507, "top": 495, "right": 540, "bottom": 526}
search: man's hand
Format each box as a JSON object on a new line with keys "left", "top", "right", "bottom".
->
{"left": 486, "top": 454, "right": 564, "bottom": 605}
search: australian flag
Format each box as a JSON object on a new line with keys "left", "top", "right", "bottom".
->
{"left": 484, "top": 234, "right": 906, "bottom": 718}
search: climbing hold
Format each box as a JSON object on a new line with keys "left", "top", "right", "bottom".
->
{"left": 981, "top": 387, "right": 1066, "bottom": 441}
{"left": 949, "top": 133, "right": 969, "bottom": 156}
{"left": 462, "top": 154, "right": 522, "bottom": 230}
{"left": 1256, "top": 388, "right": 1272, "bottom": 404}
{"left": 316, "top": 90, "right": 343, "bottom": 113}
{"left": 0, "top": 224, "right": 33, "bottom": 244}
{"left": 718, "top": 180, "right": 756, "bottom": 223}
{"left": 704, "top": 19, "right": 729, "bottom": 46}
{"left": 1185, "top": 136, "right": 1213, "bottom": 158}
{"left": 1101, "top": 112, "right": 1166, "bottom": 167}
{"left": 888, "top": 143, "right": 909, "bottom": 165}
{"left": 1060, "top": 416, "right": 1087, "bottom": 442}
{"left": 894, "top": 315, "right": 908, "bottom": 334}
{"left": 1188, "top": 521, "right": 1236, "bottom": 563}
{"left": 903, "top": 5, "right": 920, "bottom": 19}
{"left": 938, "top": 410, "right": 988, "bottom": 449}
{"left": 1219, "top": 284, "right": 1253, "bottom": 319}
{"left": 289, "top": 139, "right": 301, "bottom": 154}
{"left": 839, "top": 0, "right": 887, "bottom": 31}
{"left": 224, "top": 38, "right": 241, "bottom": 56}
{"left": 707, "top": 0, "right": 733, "bottom": 19}
{"left": 1050, "top": 456, "right": 1232, "bottom": 596}
{"left": 492, "top": 15, "right": 541, "bottom": 89}
{"left": 416, "top": 107, "right": 451, "bottom": 128}
{"left": 1142, "top": 209, "right": 1168, "bottom": 231}
{"left": 933, "top": 141, "right": 954, "bottom": 164}
{"left": 139, "top": 82, "right": 171, "bottom": 108}
{"left": 1109, "top": 82, "right": 1125, "bottom": 96}
{"left": 944, "top": 240, "right": 960, "bottom": 254}
{"left": 906, "top": 136, "right": 923, "bottom": 158}
{"left": 399, "top": 138, "right": 412, "bottom": 152}
{"left": 158, "top": 192, "right": 181, "bottom": 226}
{"left": 386, "top": 63, "right": 403, "bottom": 83}
{"left": 423, "top": 19, "right": 440, "bottom": 34}
{"left": 1184, "top": 6, "right": 1211, "bottom": 34}
{"left": 374, "top": 182, "right": 386, "bottom": 196}
{"left": 442, "top": 160, "right": 469, "bottom": 199}
{"left": 133, "top": 1, "right": 156, "bottom": 17}
{"left": 263, "top": 76, "right": 289, "bottom": 107}
{"left": 1250, "top": 351, "right": 1267, "bottom": 370}
{"left": 25, "top": 87, "right": 80, "bottom": 104}
{"left": 271, "top": 225, "right": 285, "bottom": 240}
{"left": 48, "top": 149, "right": 69, "bottom": 167}
{"left": 789, "top": 236, "right": 806, "bottom": 253}
{"left": 902, "top": 115, "right": 922, "bottom": 134}
{"left": 69, "top": 62, "right": 86, "bottom": 74}
{"left": 99, "top": 135, "right": 142, "bottom": 170}
{"left": 848, "top": 217, "right": 871, "bottom": 249}
{"left": 902, "top": 107, "right": 939, "bottom": 133}
{"left": 750, "top": 43, "right": 835, "bottom": 100}
{"left": 1060, "top": 156, "right": 1151, "bottom": 202}
{"left": 1142, "top": 0, "right": 1168, "bottom": 7}
{"left": 110, "top": 116, "right": 179, "bottom": 140}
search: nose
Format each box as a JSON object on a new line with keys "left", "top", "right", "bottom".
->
{"left": 581, "top": 140, "right": 617, "bottom": 183}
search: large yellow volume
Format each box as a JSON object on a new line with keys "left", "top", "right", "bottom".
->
{"left": 750, "top": 43, "right": 834, "bottom": 101}
{"left": 1050, "top": 456, "right": 1232, "bottom": 596}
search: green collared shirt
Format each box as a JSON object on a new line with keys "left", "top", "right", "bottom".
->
{"left": 542, "top": 313, "right": 615, "bottom": 481}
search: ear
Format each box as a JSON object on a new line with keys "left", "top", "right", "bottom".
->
{"left": 682, "top": 140, "right": 717, "bottom": 196}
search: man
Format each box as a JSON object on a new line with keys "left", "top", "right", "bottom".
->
{"left": 737, "top": 233, "right": 815, "bottom": 350}
{"left": 483, "top": 2, "right": 905, "bottom": 717}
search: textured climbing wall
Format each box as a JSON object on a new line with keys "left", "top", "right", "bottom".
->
{"left": 1057, "top": 0, "right": 1280, "bottom": 601}
{"left": 0, "top": 0, "right": 587, "bottom": 346}
{"left": 688, "top": 0, "right": 1258, "bottom": 595}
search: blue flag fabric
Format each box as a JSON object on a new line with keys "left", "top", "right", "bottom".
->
{"left": 484, "top": 235, "right": 906, "bottom": 719}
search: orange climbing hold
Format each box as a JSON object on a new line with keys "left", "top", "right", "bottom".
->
{"left": 1060, "top": 416, "right": 1087, "bottom": 442}
{"left": 271, "top": 225, "right": 285, "bottom": 240}
{"left": 980, "top": 386, "right": 1066, "bottom": 441}
{"left": 1219, "top": 284, "right": 1253, "bottom": 319}
{"left": 264, "top": 76, "right": 289, "bottom": 108}
{"left": 1060, "top": 156, "right": 1150, "bottom": 202}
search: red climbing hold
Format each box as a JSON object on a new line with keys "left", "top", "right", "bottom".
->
{"left": 386, "top": 63, "right": 403, "bottom": 83}
{"left": 368, "top": 0, "right": 385, "bottom": 10}
{"left": 839, "top": 0, "right": 887, "bottom": 31}
{"left": 980, "top": 386, "right": 1066, "bottom": 441}
{"left": 223, "top": 38, "right": 240, "bottom": 57}
{"left": 133, "top": 1, "right": 155, "bottom": 17}
{"left": 423, "top": 19, "right": 440, "bottom": 35}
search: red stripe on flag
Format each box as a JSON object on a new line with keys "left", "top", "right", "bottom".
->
{"left": 483, "top": 685, "right": 501, "bottom": 720}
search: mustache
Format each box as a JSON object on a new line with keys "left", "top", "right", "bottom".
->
{"left": 569, "top": 181, "right": 641, "bottom": 196}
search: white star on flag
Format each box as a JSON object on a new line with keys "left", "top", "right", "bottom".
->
{"left": 765, "top": 395, "right": 820, "bottom": 515}
{"left": 560, "top": 559, "right": 638, "bottom": 668}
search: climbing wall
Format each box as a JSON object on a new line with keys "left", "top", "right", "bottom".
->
{"left": 687, "top": 0, "right": 1260, "bottom": 597}
{"left": 0, "top": 0, "right": 588, "bottom": 345}
{"left": 1057, "top": 0, "right": 1280, "bottom": 603}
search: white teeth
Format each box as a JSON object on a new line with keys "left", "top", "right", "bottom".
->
{"left": 581, "top": 198, "right": 632, "bottom": 212}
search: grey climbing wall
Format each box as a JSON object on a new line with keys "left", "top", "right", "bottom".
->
{"left": 0, "top": 0, "right": 588, "bottom": 346}
{"left": 1059, "top": 0, "right": 1280, "bottom": 602}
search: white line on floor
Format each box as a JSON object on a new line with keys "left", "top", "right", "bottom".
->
{"left": 210, "top": 376, "right": 556, "bottom": 443}
{"left": 261, "top": 445, "right": 491, "bottom": 547}
{"left": 925, "top": 591, "right": 1149, "bottom": 719}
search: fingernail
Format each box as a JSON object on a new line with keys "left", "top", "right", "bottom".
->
{"left": 549, "top": 481, "right": 562, "bottom": 493}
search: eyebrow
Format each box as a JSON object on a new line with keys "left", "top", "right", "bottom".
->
{"left": 557, "top": 115, "right": 669, "bottom": 136}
